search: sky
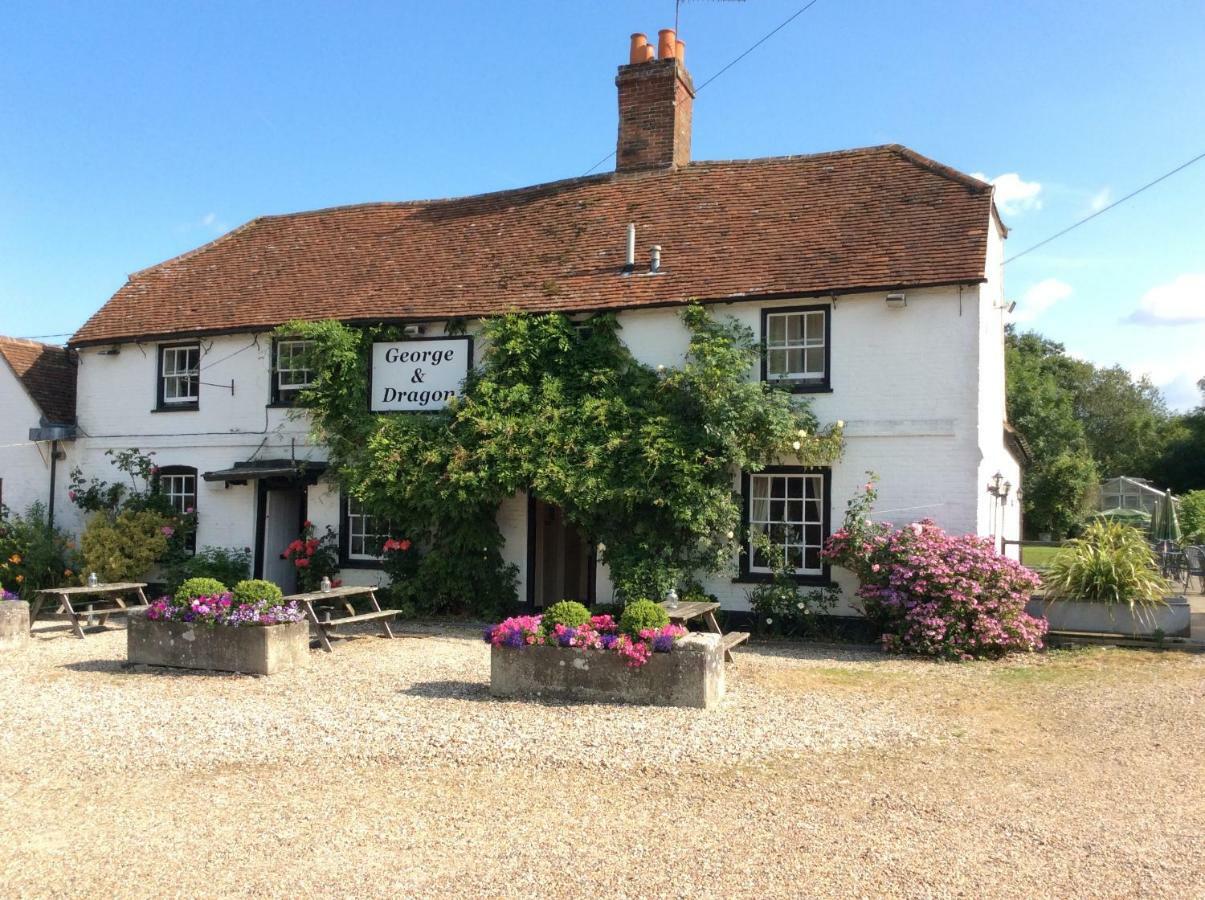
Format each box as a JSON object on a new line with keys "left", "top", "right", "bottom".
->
{"left": 2, "top": 1, "right": 1203, "bottom": 409}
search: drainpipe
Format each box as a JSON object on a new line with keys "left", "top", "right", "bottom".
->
{"left": 48, "top": 439, "right": 59, "bottom": 528}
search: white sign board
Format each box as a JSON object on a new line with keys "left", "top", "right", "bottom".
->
{"left": 370, "top": 337, "right": 471, "bottom": 412}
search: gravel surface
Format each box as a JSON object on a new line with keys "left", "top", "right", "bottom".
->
{"left": 2, "top": 621, "right": 1202, "bottom": 898}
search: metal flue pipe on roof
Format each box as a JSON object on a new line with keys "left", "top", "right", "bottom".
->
{"left": 624, "top": 223, "right": 636, "bottom": 274}
{"left": 650, "top": 245, "right": 662, "bottom": 274}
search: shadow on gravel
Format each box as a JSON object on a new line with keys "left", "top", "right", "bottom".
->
{"left": 59, "top": 659, "right": 247, "bottom": 678}
{"left": 399, "top": 679, "right": 492, "bottom": 700}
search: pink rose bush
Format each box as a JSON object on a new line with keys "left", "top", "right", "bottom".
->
{"left": 823, "top": 478, "right": 1045, "bottom": 661}
{"left": 146, "top": 593, "right": 305, "bottom": 627}
{"left": 483, "top": 612, "right": 686, "bottom": 668}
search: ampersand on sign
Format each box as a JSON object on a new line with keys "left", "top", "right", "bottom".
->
{"left": 411, "top": 367, "right": 426, "bottom": 384}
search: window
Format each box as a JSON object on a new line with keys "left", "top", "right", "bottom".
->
{"left": 157, "top": 343, "right": 200, "bottom": 409}
{"left": 272, "top": 339, "right": 316, "bottom": 405}
{"left": 741, "top": 466, "right": 831, "bottom": 582}
{"left": 158, "top": 465, "right": 197, "bottom": 554}
{"left": 761, "top": 305, "right": 830, "bottom": 391}
{"left": 344, "top": 496, "right": 389, "bottom": 563}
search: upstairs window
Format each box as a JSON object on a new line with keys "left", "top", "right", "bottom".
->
{"left": 762, "top": 306, "right": 830, "bottom": 392}
{"left": 344, "top": 496, "right": 389, "bottom": 563}
{"left": 158, "top": 465, "right": 198, "bottom": 554}
{"left": 272, "top": 339, "right": 316, "bottom": 405}
{"left": 741, "top": 466, "right": 831, "bottom": 582}
{"left": 157, "top": 343, "right": 200, "bottom": 409}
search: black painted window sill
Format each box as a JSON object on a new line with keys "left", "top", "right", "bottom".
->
{"left": 150, "top": 404, "right": 199, "bottom": 413}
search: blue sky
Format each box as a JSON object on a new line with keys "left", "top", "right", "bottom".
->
{"left": 2, "top": 1, "right": 1203, "bottom": 408}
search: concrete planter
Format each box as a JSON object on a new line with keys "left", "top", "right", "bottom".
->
{"left": 0, "top": 600, "right": 30, "bottom": 652}
{"left": 127, "top": 613, "right": 309, "bottom": 674}
{"left": 1027, "top": 596, "right": 1191, "bottom": 638}
{"left": 490, "top": 632, "right": 725, "bottom": 709}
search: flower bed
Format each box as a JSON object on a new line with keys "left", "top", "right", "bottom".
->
{"left": 128, "top": 578, "right": 310, "bottom": 674}
{"left": 484, "top": 604, "right": 722, "bottom": 708}
{"left": 484, "top": 613, "right": 685, "bottom": 668}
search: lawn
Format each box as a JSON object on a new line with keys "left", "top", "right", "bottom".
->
{"left": 2, "top": 622, "right": 1202, "bottom": 898}
{"left": 1020, "top": 543, "right": 1062, "bottom": 569}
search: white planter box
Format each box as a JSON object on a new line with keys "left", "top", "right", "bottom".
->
{"left": 1026, "top": 596, "right": 1190, "bottom": 638}
{"left": 127, "top": 614, "right": 310, "bottom": 674}
{"left": 0, "top": 600, "right": 30, "bottom": 652}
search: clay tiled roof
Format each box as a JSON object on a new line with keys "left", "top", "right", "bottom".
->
{"left": 0, "top": 337, "right": 77, "bottom": 424}
{"left": 71, "top": 145, "right": 1000, "bottom": 346}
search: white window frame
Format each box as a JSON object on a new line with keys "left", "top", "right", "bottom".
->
{"left": 274, "top": 339, "right": 316, "bottom": 399}
{"left": 160, "top": 344, "right": 200, "bottom": 405}
{"left": 346, "top": 496, "right": 388, "bottom": 562}
{"left": 747, "top": 471, "right": 826, "bottom": 576}
{"left": 765, "top": 309, "right": 827, "bottom": 383}
{"left": 158, "top": 467, "right": 198, "bottom": 554}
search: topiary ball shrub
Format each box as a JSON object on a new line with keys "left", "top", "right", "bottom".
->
{"left": 174, "top": 577, "right": 228, "bottom": 604}
{"left": 231, "top": 579, "right": 284, "bottom": 606}
{"left": 618, "top": 599, "right": 669, "bottom": 637}
{"left": 542, "top": 600, "right": 591, "bottom": 631}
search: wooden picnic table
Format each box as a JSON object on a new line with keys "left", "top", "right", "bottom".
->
{"left": 31, "top": 582, "right": 149, "bottom": 639}
{"left": 284, "top": 585, "right": 399, "bottom": 652}
{"left": 658, "top": 599, "right": 749, "bottom": 662}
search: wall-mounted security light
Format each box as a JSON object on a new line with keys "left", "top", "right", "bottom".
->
{"left": 97, "top": 346, "right": 121, "bottom": 356}
{"left": 1006, "top": 301, "right": 1017, "bottom": 314}
{"left": 403, "top": 325, "right": 427, "bottom": 337}
{"left": 885, "top": 292, "right": 907, "bottom": 309}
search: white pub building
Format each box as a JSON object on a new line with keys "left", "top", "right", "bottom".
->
{"left": 2, "top": 32, "right": 1024, "bottom": 618}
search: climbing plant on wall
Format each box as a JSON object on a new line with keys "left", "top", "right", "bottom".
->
{"left": 284, "top": 305, "right": 843, "bottom": 615}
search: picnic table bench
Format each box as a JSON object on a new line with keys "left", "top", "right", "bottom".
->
{"left": 658, "top": 599, "right": 749, "bottom": 662}
{"left": 284, "top": 585, "right": 399, "bottom": 652}
{"left": 31, "top": 583, "right": 149, "bottom": 639}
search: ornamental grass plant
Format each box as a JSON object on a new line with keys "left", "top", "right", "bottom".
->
{"left": 1042, "top": 520, "right": 1172, "bottom": 610}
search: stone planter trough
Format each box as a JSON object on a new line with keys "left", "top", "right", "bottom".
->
{"left": 490, "top": 632, "right": 725, "bottom": 709}
{"left": 127, "top": 613, "right": 310, "bottom": 674}
{"left": 0, "top": 600, "right": 30, "bottom": 652}
{"left": 1026, "top": 595, "right": 1191, "bottom": 638}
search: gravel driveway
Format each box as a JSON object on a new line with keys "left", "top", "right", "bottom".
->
{"left": 2, "top": 621, "right": 1202, "bottom": 898}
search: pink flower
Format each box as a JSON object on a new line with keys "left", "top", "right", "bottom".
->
{"left": 161, "top": 526, "right": 174, "bottom": 537}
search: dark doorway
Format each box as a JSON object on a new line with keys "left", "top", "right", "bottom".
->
{"left": 527, "top": 497, "right": 595, "bottom": 609}
{"left": 254, "top": 480, "right": 307, "bottom": 592}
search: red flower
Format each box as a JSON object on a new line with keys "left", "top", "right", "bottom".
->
{"left": 332, "top": 578, "right": 343, "bottom": 588}
{"left": 303, "top": 520, "right": 313, "bottom": 529}
{"left": 382, "top": 538, "right": 412, "bottom": 553}
{"left": 398, "top": 539, "right": 412, "bottom": 552}
{"left": 305, "top": 539, "right": 319, "bottom": 556}
{"left": 295, "top": 557, "right": 310, "bottom": 568}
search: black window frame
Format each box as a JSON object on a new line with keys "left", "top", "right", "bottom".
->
{"left": 269, "top": 336, "right": 317, "bottom": 407}
{"left": 158, "top": 464, "right": 198, "bottom": 555}
{"left": 338, "top": 493, "right": 391, "bottom": 569}
{"left": 736, "top": 465, "right": 834, "bottom": 586}
{"left": 155, "top": 342, "right": 201, "bottom": 411}
{"left": 760, "top": 304, "right": 832, "bottom": 393}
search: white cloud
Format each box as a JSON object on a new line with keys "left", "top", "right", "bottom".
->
{"left": 972, "top": 171, "right": 1043, "bottom": 215}
{"left": 1125, "top": 273, "right": 1205, "bottom": 325}
{"left": 201, "top": 212, "right": 217, "bottom": 227}
{"left": 1126, "top": 350, "right": 1204, "bottom": 412}
{"left": 1087, "top": 186, "right": 1112, "bottom": 212}
{"left": 1011, "top": 278, "right": 1072, "bottom": 323}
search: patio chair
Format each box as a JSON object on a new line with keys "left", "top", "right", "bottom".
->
{"left": 1185, "top": 546, "right": 1205, "bottom": 594}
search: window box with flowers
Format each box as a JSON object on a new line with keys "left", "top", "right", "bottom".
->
{"left": 485, "top": 601, "right": 726, "bottom": 708}
{"left": 127, "top": 578, "right": 310, "bottom": 674}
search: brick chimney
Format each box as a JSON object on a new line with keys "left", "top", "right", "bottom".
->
{"left": 615, "top": 30, "right": 695, "bottom": 172}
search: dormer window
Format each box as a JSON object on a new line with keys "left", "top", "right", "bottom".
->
{"left": 272, "top": 338, "right": 316, "bottom": 406}
{"left": 157, "top": 343, "right": 200, "bottom": 410}
{"left": 761, "top": 306, "right": 831, "bottom": 392}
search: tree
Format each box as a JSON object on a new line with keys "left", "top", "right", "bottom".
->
{"left": 1151, "top": 378, "right": 1205, "bottom": 493}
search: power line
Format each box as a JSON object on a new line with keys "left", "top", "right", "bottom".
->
{"left": 13, "top": 331, "right": 73, "bottom": 340}
{"left": 583, "top": 0, "right": 825, "bottom": 175}
{"left": 1003, "top": 149, "right": 1205, "bottom": 265}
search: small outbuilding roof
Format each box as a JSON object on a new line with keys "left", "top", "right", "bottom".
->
{"left": 71, "top": 144, "right": 999, "bottom": 346}
{"left": 0, "top": 336, "right": 77, "bottom": 425}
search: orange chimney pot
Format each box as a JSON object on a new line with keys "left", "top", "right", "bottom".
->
{"left": 675, "top": 39, "right": 685, "bottom": 63}
{"left": 628, "top": 33, "right": 648, "bottom": 65}
{"left": 657, "top": 29, "right": 676, "bottom": 59}
{"left": 642, "top": 43, "right": 655, "bottom": 62}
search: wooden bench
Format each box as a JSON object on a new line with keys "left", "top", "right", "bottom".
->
{"left": 31, "top": 583, "right": 149, "bottom": 639}
{"left": 284, "top": 586, "right": 399, "bottom": 652}
{"left": 659, "top": 600, "right": 748, "bottom": 662}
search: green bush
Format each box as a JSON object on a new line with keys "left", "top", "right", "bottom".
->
{"left": 175, "top": 577, "right": 229, "bottom": 603}
{"left": 164, "top": 546, "right": 251, "bottom": 595}
{"left": 1043, "top": 520, "right": 1171, "bottom": 609}
{"left": 0, "top": 502, "right": 76, "bottom": 599}
{"left": 541, "top": 600, "right": 591, "bottom": 630}
{"left": 231, "top": 579, "right": 284, "bottom": 606}
{"left": 1180, "top": 490, "right": 1205, "bottom": 544}
{"left": 80, "top": 509, "right": 169, "bottom": 584}
{"left": 618, "top": 599, "right": 669, "bottom": 636}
